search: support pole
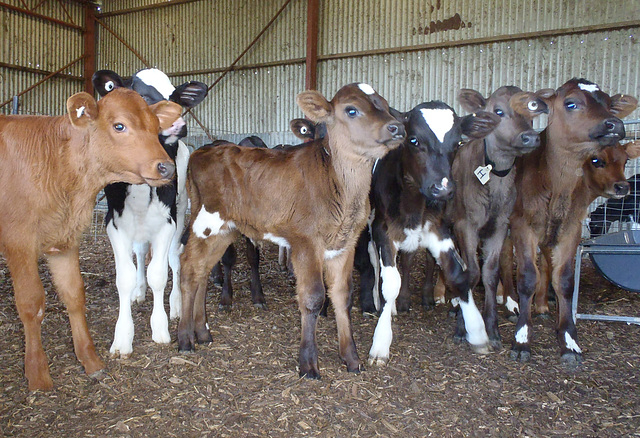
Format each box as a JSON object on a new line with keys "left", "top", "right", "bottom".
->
{"left": 305, "top": 0, "right": 319, "bottom": 91}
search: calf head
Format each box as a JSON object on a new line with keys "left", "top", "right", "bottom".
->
{"left": 396, "top": 101, "right": 500, "bottom": 200}
{"left": 459, "top": 86, "right": 549, "bottom": 159}
{"left": 67, "top": 88, "right": 180, "bottom": 185}
{"left": 296, "top": 83, "right": 405, "bottom": 160}
{"left": 535, "top": 78, "right": 637, "bottom": 157}
{"left": 92, "top": 68, "right": 208, "bottom": 144}
{"left": 584, "top": 140, "right": 640, "bottom": 198}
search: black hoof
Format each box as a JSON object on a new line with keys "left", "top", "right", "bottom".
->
{"left": 218, "top": 303, "right": 232, "bottom": 312}
{"left": 396, "top": 300, "right": 411, "bottom": 313}
{"left": 507, "top": 314, "right": 519, "bottom": 323}
{"left": 299, "top": 369, "right": 321, "bottom": 380}
{"left": 489, "top": 339, "right": 503, "bottom": 350}
{"left": 509, "top": 348, "right": 531, "bottom": 362}
{"left": 448, "top": 309, "right": 457, "bottom": 319}
{"left": 561, "top": 351, "right": 583, "bottom": 366}
{"left": 347, "top": 363, "right": 365, "bottom": 374}
{"left": 453, "top": 334, "right": 465, "bottom": 345}
{"left": 253, "top": 302, "right": 268, "bottom": 310}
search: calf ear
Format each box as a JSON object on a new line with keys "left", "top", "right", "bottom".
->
{"left": 389, "top": 107, "right": 407, "bottom": 123}
{"left": 297, "top": 90, "right": 332, "bottom": 123}
{"left": 625, "top": 140, "right": 640, "bottom": 160}
{"left": 170, "top": 81, "right": 208, "bottom": 108}
{"left": 67, "top": 92, "right": 99, "bottom": 128}
{"left": 92, "top": 70, "right": 125, "bottom": 97}
{"left": 457, "top": 89, "right": 486, "bottom": 113}
{"left": 610, "top": 94, "right": 638, "bottom": 119}
{"left": 460, "top": 110, "right": 501, "bottom": 139}
{"left": 149, "top": 101, "right": 183, "bottom": 131}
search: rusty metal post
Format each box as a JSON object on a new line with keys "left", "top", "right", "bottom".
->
{"left": 84, "top": 4, "right": 97, "bottom": 94}
{"left": 305, "top": 0, "right": 319, "bottom": 91}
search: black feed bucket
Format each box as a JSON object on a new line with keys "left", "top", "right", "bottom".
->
{"left": 588, "top": 230, "right": 640, "bottom": 293}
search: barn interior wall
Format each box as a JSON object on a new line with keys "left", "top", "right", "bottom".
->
{"left": 1, "top": 0, "right": 638, "bottom": 140}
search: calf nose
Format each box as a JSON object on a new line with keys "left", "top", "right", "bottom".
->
{"left": 614, "top": 181, "right": 630, "bottom": 197}
{"left": 388, "top": 122, "right": 406, "bottom": 139}
{"left": 428, "top": 178, "right": 454, "bottom": 200}
{"left": 157, "top": 161, "right": 176, "bottom": 179}
{"left": 604, "top": 118, "right": 625, "bottom": 136}
{"left": 520, "top": 132, "right": 540, "bottom": 147}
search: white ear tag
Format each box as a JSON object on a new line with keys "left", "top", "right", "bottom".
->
{"left": 474, "top": 164, "right": 492, "bottom": 185}
{"left": 76, "top": 106, "right": 86, "bottom": 118}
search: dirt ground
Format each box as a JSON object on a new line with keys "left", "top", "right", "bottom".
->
{"left": 1, "top": 233, "right": 639, "bottom": 438}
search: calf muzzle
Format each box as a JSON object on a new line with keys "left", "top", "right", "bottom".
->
{"left": 590, "top": 117, "right": 625, "bottom": 146}
{"left": 157, "top": 161, "right": 176, "bottom": 180}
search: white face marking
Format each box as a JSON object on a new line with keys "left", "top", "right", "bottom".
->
{"left": 76, "top": 106, "right": 85, "bottom": 118}
{"left": 578, "top": 83, "right": 600, "bottom": 93}
{"left": 458, "top": 290, "right": 488, "bottom": 346}
{"left": 136, "top": 68, "right": 176, "bottom": 100}
{"left": 324, "top": 248, "right": 346, "bottom": 260}
{"left": 358, "top": 83, "right": 376, "bottom": 95}
{"left": 515, "top": 325, "right": 529, "bottom": 344}
{"left": 263, "top": 233, "right": 290, "bottom": 248}
{"left": 564, "top": 332, "right": 582, "bottom": 353}
{"left": 192, "top": 206, "right": 229, "bottom": 238}
{"left": 441, "top": 177, "right": 449, "bottom": 188}
{"left": 505, "top": 296, "right": 519, "bottom": 314}
{"left": 420, "top": 108, "right": 454, "bottom": 143}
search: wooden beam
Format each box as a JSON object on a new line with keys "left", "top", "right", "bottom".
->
{"left": 0, "top": 1, "right": 84, "bottom": 31}
{"left": 83, "top": 4, "right": 97, "bottom": 94}
{"left": 305, "top": 0, "right": 319, "bottom": 91}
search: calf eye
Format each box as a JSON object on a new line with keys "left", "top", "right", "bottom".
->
{"left": 591, "top": 157, "right": 605, "bottom": 168}
{"left": 565, "top": 100, "right": 578, "bottom": 110}
{"left": 409, "top": 136, "right": 419, "bottom": 146}
{"left": 113, "top": 123, "right": 126, "bottom": 132}
{"left": 345, "top": 106, "right": 359, "bottom": 118}
{"left": 494, "top": 108, "right": 505, "bottom": 117}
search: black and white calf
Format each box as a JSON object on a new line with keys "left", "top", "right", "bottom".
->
{"left": 356, "top": 101, "right": 499, "bottom": 365}
{"left": 92, "top": 68, "right": 208, "bottom": 356}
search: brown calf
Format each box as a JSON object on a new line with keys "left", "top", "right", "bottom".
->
{"left": 534, "top": 141, "right": 640, "bottom": 315}
{"left": 446, "top": 86, "right": 548, "bottom": 348}
{"left": 509, "top": 78, "right": 637, "bottom": 363}
{"left": 177, "top": 83, "right": 405, "bottom": 378}
{"left": 0, "top": 88, "right": 181, "bottom": 390}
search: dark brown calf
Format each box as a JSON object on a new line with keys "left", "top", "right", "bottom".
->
{"left": 509, "top": 78, "right": 637, "bottom": 363}
{"left": 0, "top": 88, "right": 181, "bottom": 390}
{"left": 177, "top": 83, "right": 405, "bottom": 378}
{"left": 534, "top": 141, "right": 640, "bottom": 315}
{"left": 444, "top": 86, "right": 548, "bottom": 348}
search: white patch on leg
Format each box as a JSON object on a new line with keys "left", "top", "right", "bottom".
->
{"left": 263, "top": 233, "right": 290, "bottom": 248}
{"left": 192, "top": 206, "right": 234, "bottom": 238}
{"left": 505, "top": 296, "right": 519, "bottom": 314}
{"left": 420, "top": 108, "right": 454, "bottom": 143}
{"left": 564, "top": 332, "right": 582, "bottom": 353}
{"left": 515, "top": 324, "right": 529, "bottom": 344}
{"left": 324, "top": 248, "right": 345, "bottom": 260}
{"left": 458, "top": 290, "right": 489, "bottom": 346}
{"left": 496, "top": 295, "right": 504, "bottom": 305}
{"left": 369, "top": 264, "right": 401, "bottom": 363}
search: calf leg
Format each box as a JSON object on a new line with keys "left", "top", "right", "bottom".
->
{"left": 510, "top": 225, "right": 539, "bottom": 362}
{"left": 396, "top": 251, "right": 414, "bottom": 312}
{"left": 498, "top": 234, "right": 519, "bottom": 321}
{"left": 245, "top": 237, "right": 266, "bottom": 308}
{"left": 354, "top": 229, "right": 379, "bottom": 315}
{"left": 132, "top": 241, "right": 149, "bottom": 303}
{"left": 534, "top": 249, "right": 552, "bottom": 316}
{"left": 168, "top": 227, "right": 183, "bottom": 320}
{"left": 8, "top": 248, "right": 53, "bottom": 390}
{"left": 291, "top": 244, "right": 325, "bottom": 378}
{"left": 178, "top": 232, "right": 237, "bottom": 352}
{"left": 480, "top": 229, "right": 509, "bottom": 349}
{"left": 369, "top": 230, "right": 401, "bottom": 365}
{"left": 147, "top": 222, "right": 176, "bottom": 344}
{"left": 325, "top": 249, "right": 362, "bottom": 374}
{"left": 421, "top": 252, "right": 438, "bottom": 308}
{"left": 218, "top": 244, "right": 236, "bottom": 310}
{"left": 551, "top": 232, "right": 583, "bottom": 364}
{"left": 428, "top": 224, "right": 489, "bottom": 354}
{"left": 47, "top": 247, "right": 104, "bottom": 383}
{"left": 107, "top": 222, "right": 137, "bottom": 357}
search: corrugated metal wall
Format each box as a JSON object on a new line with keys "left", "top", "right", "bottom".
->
{"left": 2, "top": 0, "right": 638, "bottom": 139}
{"left": 0, "top": 0, "right": 85, "bottom": 115}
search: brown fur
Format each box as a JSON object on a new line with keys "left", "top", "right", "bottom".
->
{"left": 177, "top": 84, "right": 405, "bottom": 378}
{"left": 0, "top": 88, "right": 181, "bottom": 390}
{"left": 509, "top": 78, "right": 638, "bottom": 362}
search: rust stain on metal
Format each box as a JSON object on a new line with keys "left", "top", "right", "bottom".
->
{"left": 413, "top": 12, "right": 472, "bottom": 36}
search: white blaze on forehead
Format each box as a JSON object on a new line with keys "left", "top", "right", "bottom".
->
{"left": 358, "top": 83, "right": 376, "bottom": 95}
{"left": 420, "top": 108, "right": 454, "bottom": 143}
{"left": 136, "top": 68, "right": 176, "bottom": 100}
{"left": 578, "top": 83, "right": 600, "bottom": 93}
